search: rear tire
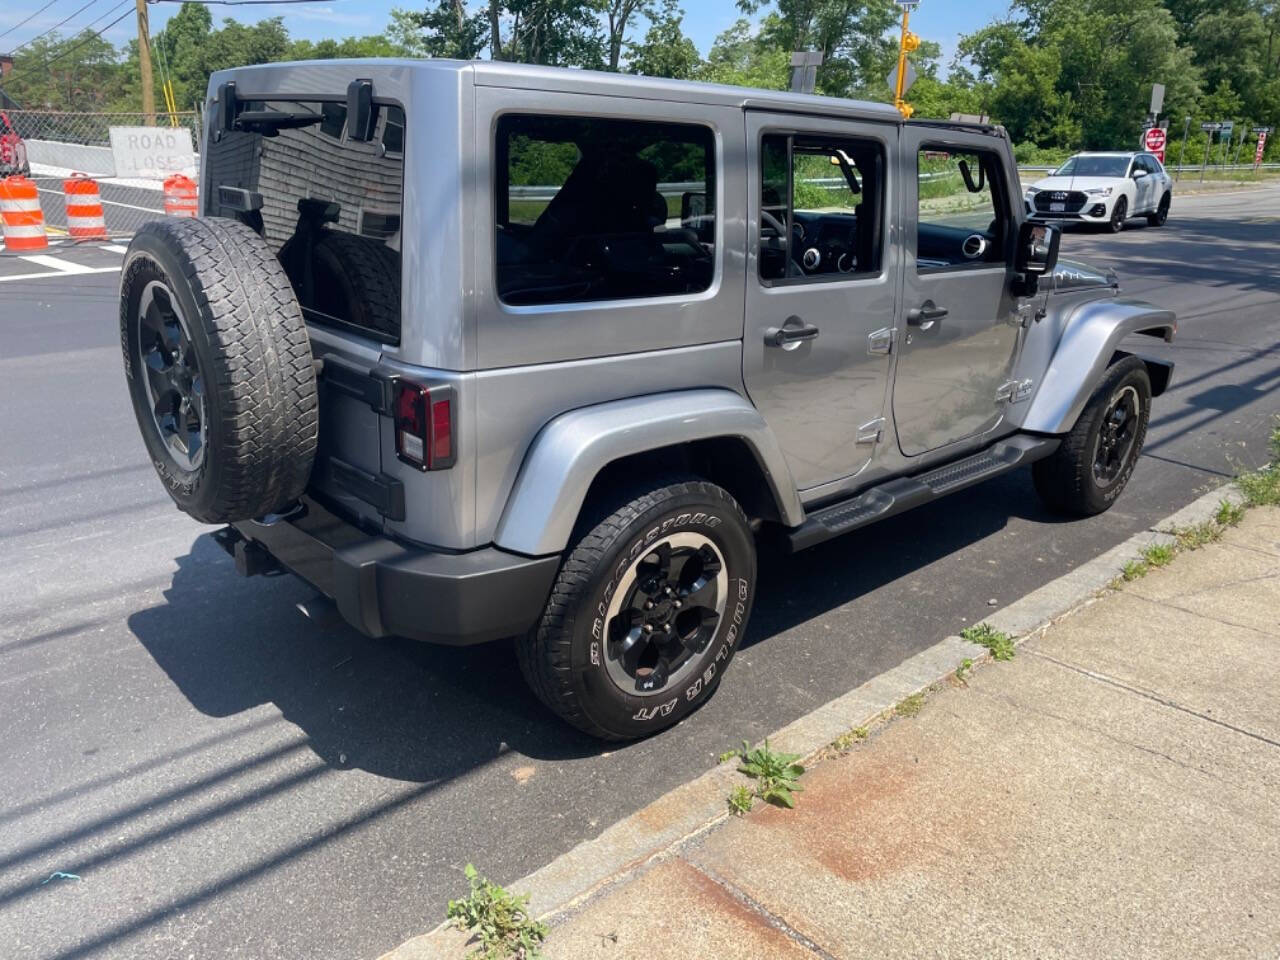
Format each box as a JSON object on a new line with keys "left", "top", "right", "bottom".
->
{"left": 1147, "top": 193, "right": 1170, "bottom": 227}
{"left": 1032, "top": 356, "right": 1151, "bottom": 517}
{"left": 120, "top": 218, "right": 318, "bottom": 524}
{"left": 517, "top": 479, "right": 756, "bottom": 740}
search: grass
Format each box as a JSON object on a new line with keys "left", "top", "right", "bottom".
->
{"left": 1142, "top": 542, "right": 1177, "bottom": 568}
{"left": 829, "top": 726, "right": 870, "bottom": 752}
{"left": 446, "top": 864, "right": 548, "bottom": 960}
{"left": 728, "top": 785, "right": 755, "bottom": 816}
{"left": 1237, "top": 422, "right": 1280, "bottom": 507}
{"left": 1216, "top": 499, "right": 1246, "bottom": 527}
{"left": 955, "top": 658, "right": 974, "bottom": 683}
{"left": 960, "top": 623, "right": 1016, "bottom": 661}
{"left": 1121, "top": 559, "right": 1151, "bottom": 582}
{"left": 894, "top": 692, "right": 926, "bottom": 718}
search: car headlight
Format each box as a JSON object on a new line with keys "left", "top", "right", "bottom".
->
{"left": 1085, "top": 187, "right": 1113, "bottom": 197}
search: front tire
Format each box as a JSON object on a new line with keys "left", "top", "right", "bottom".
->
{"left": 517, "top": 479, "right": 756, "bottom": 740}
{"left": 1147, "top": 193, "right": 1171, "bottom": 227}
{"left": 1032, "top": 356, "right": 1152, "bottom": 517}
{"left": 1107, "top": 196, "right": 1128, "bottom": 233}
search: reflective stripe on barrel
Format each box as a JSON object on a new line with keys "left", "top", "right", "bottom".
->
{"left": 63, "top": 173, "right": 108, "bottom": 239}
{"left": 0, "top": 175, "right": 48, "bottom": 251}
{"left": 163, "top": 174, "right": 198, "bottom": 218}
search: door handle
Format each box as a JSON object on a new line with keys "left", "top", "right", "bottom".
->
{"left": 907, "top": 301, "right": 948, "bottom": 329}
{"left": 765, "top": 316, "right": 820, "bottom": 348}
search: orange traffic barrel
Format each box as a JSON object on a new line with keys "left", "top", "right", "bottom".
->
{"left": 64, "top": 173, "right": 108, "bottom": 239}
{"left": 163, "top": 174, "right": 198, "bottom": 218}
{"left": 0, "top": 175, "right": 49, "bottom": 251}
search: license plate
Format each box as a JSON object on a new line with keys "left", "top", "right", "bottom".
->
{"left": 1050, "top": 202, "right": 1066, "bottom": 212}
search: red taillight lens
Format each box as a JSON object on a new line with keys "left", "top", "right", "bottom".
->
{"left": 394, "top": 380, "right": 455, "bottom": 471}
{"left": 431, "top": 397, "right": 452, "bottom": 464}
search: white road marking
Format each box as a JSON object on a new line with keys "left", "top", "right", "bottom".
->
{"left": 0, "top": 265, "right": 120, "bottom": 283}
{"left": 103, "top": 244, "right": 129, "bottom": 254}
{"left": 18, "top": 254, "right": 97, "bottom": 274}
{"left": 35, "top": 186, "right": 163, "bottom": 215}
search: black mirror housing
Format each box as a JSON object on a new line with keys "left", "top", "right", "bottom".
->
{"left": 1013, "top": 220, "right": 1060, "bottom": 296}
{"left": 346, "top": 79, "right": 377, "bottom": 142}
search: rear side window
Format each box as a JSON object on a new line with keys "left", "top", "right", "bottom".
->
{"left": 495, "top": 115, "right": 716, "bottom": 307}
{"left": 206, "top": 100, "right": 404, "bottom": 343}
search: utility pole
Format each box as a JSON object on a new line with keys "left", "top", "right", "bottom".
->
{"left": 891, "top": 1, "right": 921, "bottom": 119}
{"left": 1175, "top": 115, "right": 1191, "bottom": 181}
{"left": 136, "top": 0, "right": 155, "bottom": 124}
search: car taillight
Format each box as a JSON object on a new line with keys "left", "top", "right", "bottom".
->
{"left": 394, "top": 380, "right": 455, "bottom": 471}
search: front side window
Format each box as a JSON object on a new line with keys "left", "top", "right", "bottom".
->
{"left": 916, "top": 146, "right": 1007, "bottom": 270}
{"left": 495, "top": 115, "right": 716, "bottom": 307}
{"left": 758, "top": 133, "right": 885, "bottom": 284}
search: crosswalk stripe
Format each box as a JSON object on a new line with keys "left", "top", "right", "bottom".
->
{"left": 18, "top": 254, "right": 96, "bottom": 274}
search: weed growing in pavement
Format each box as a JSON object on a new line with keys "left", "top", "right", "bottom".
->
{"left": 1216, "top": 499, "right": 1245, "bottom": 528}
{"left": 1236, "top": 419, "right": 1280, "bottom": 507}
{"left": 829, "top": 726, "right": 870, "bottom": 753}
{"left": 717, "top": 749, "right": 739, "bottom": 765}
{"left": 1173, "top": 522, "right": 1224, "bottom": 551}
{"left": 1121, "top": 559, "right": 1149, "bottom": 582}
{"left": 1141, "top": 542, "right": 1177, "bottom": 568}
{"left": 960, "top": 623, "right": 1016, "bottom": 661}
{"left": 728, "top": 785, "right": 755, "bottom": 816}
{"left": 736, "top": 739, "right": 805, "bottom": 809}
{"left": 895, "top": 692, "right": 926, "bottom": 718}
{"left": 955, "top": 658, "right": 974, "bottom": 683}
{"left": 446, "top": 864, "right": 548, "bottom": 960}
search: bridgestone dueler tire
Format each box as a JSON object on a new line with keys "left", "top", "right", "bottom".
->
{"left": 120, "top": 217, "right": 318, "bottom": 524}
{"left": 517, "top": 479, "right": 757, "bottom": 741}
{"left": 1032, "top": 356, "right": 1151, "bottom": 518}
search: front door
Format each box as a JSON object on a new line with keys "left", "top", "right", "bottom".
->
{"left": 743, "top": 113, "right": 898, "bottom": 491}
{"left": 892, "top": 130, "right": 1022, "bottom": 457}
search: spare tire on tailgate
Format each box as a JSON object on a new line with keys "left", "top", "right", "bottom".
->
{"left": 120, "top": 217, "right": 318, "bottom": 524}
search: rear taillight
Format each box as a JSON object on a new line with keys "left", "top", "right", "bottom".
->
{"left": 394, "top": 380, "right": 455, "bottom": 471}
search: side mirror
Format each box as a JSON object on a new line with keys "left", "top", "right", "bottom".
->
{"left": 1013, "top": 220, "right": 1060, "bottom": 296}
{"left": 1133, "top": 168, "right": 1148, "bottom": 179}
{"left": 346, "top": 79, "right": 377, "bottom": 142}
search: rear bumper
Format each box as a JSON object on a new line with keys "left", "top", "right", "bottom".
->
{"left": 221, "top": 498, "right": 560, "bottom": 646}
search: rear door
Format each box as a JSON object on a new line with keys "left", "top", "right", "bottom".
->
{"left": 892, "top": 129, "right": 1022, "bottom": 457}
{"left": 204, "top": 96, "right": 405, "bottom": 525}
{"left": 742, "top": 112, "right": 899, "bottom": 491}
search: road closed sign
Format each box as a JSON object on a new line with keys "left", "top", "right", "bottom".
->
{"left": 108, "top": 126, "right": 197, "bottom": 180}
{"left": 1143, "top": 126, "right": 1167, "bottom": 163}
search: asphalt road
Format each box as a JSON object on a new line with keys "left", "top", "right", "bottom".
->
{"left": 2, "top": 186, "right": 1278, "bottom": 959}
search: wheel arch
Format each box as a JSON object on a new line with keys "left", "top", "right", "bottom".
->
{"left": 492, "top": 389, "right": 804, "bottom": 557}
{"left": 1022, "top": 298, "right": 1176, "bottom": 435}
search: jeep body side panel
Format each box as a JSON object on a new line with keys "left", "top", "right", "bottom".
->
{"left": 493, "top": 389, "right": 804, "bottom": 557}
{"left": 1016, "top": 298, "right": 1177, "bottom": 435}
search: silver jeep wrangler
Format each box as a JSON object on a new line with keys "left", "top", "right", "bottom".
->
{"left": 119, "top": 60, "right": 1175, "bottom": 740}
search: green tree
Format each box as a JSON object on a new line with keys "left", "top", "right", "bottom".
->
{"left": 388, "top": 1, "right": 488, "bottom": 58}
{"left": 699, "top": 18, "right": 790, "bottom": 90}
{"left": 627, "top": 0, "right": 700, "bottom": 79}
{"left": 0, "top": 30, "right": 126, "bottom": 110}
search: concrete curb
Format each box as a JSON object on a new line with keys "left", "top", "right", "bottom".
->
{"left": 380, "top": 480, "right": 1245, "bottom": 960}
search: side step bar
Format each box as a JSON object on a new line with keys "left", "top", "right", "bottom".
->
{"left": 787, "top": 435, "right": 1060, "bottom": 552}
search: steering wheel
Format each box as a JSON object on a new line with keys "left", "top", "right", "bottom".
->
{"left": 761, "top": 210, "right": 788, "bottom": 238}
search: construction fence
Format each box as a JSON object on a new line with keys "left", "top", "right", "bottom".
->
{"left": 1, "top": 109, "right": 202, "bottom": 250}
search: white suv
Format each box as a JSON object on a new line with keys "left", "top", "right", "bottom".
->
{"left": 1025, "top": 152, "right": 1173, "bottom": 233}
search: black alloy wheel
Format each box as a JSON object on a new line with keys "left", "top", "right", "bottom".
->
{"left": 136, "top": 280, "right": 207, "bottom": 472}
{"left": 1092, "top": 384, "right": 1141, "bottom": 488}
{"left": 602, "top": 533, "right": 728, "bottom": 696}
{"left": 1108, "top": 196, "right": 1128, "bottom": 233}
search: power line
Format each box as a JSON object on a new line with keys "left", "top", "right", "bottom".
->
{"left": 8, "top": 0, "right": 111, "bottom": 55}
{"left": 0, "top": 0, "right": 62, "bottom": 43}
{"left": 0, "top": 3, "right": 132, "bottom": 89}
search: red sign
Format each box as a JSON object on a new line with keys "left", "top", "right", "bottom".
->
{"left": 1256, "top": 132, "right": 1269, "bottom": 169}
{"left": 1143, "top": 127, "right": 1167, "bottom": 165}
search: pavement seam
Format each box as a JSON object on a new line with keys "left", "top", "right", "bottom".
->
{"left": 1122, "top": 589, "right": 1280, "bottom": 638}
{"left": 1025, "top": 649, "right": 1280, "bottom": 750}
{"left": 685, "top": 859, "right": 839, "bottom": 960}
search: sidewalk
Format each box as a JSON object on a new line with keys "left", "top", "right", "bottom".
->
{"left": 540, "top": 506, "right": 1280, "bottom": 958}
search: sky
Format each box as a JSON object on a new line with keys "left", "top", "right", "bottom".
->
{"left": 1, "top": 0, "right": 1014, "bottom": 72}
